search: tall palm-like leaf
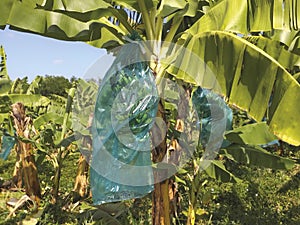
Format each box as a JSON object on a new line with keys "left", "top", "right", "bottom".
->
{"left": 0, "top": 46, "right": 11, "bottom": 94}
{"left": 0, "top": 46, "right": 10, "bottom": 79}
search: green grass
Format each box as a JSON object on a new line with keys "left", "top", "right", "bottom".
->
{"left": 0, "top": 145, "right": 299, "bottom": 224}
{"left": 187, "top": 144, "right": 300, "bottom": 225}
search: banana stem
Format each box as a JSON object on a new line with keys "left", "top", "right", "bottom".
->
{"left": 164, "top": 16, "right": 183, "bottom": 43}
{"left": 138, "top": 0, "right": 154, "bottom": 40}
{"left": 155, "top": 16, "right": 163, "bottom": 42}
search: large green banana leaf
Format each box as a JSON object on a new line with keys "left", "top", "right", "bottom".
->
{"left": 33, "top": 112, "right": 68, "bottom": 128}
{"left": 203, "top": 160, "right": 241, "bottom": 183}
{"left": 38, "top": 0, "right": 111, "bottom": 13}
{"left": 0, "top": 0, "right": 126, "bottom": 49}
{"left": 0, "top": 93, "right": 52, "bottom": 133}
{"left": 167, "top": 31, "right": 300, "bottom": 146}
{"left": 268, "top": 29, "right": 300, "bottom": 55}
{"left": 2, "top": 0, "right": 300, "bottom": 47}
{"left": 0, "top": 94, "right": 51, "bottom": 113}
{"left": 220, "top": 144, "right": 295, "bottom": 170}
{"left": 225, "top": 122, "right": 277, "bottom": 146}
{"left": 244, "top": 36, "right": 300, "bottom": 71}
{"left": 219, "top": 122, "right": 296, "bottom": 170}
{"left": 181, "top": 0, "right": 300, "bottom": 37}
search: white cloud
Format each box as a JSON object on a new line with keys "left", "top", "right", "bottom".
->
{"left": 52, "top": 59, "right": 64, "bottom": 65}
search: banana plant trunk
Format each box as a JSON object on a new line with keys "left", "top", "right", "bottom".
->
{"left": 73, "top": 154, "right": 89, "bottom": 198}
{"left": 151, "top": 101, "right": 171, "bottom": 225}
{"left": 52, "top": 153, "right": 62, "bottom": 202}
{"left": 11, "top": 102, "right": 41, "bottom": 202}
{"left": 152, "top": 84, "right": 191, "bottom": 224}
{"left": 12, "top": 146, "right": 22, "bottom": 188}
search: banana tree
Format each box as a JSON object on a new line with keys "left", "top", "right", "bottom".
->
{"left": 0, "top": 46, "right": 12, "bottom": 94}
{"left": 0, "top": 72, "right": 91, "bottom": 203}
{"left": 72, "top": 78, "right": 98, "bottom": 199}
{"left": 27, "top": 85, "right": 77, "bottom": 202}
{"left": 1, "top": 0, "right": 300, "bottom": 224}
{"left": 10, "top": 102, "right": 42, "bottom": 202}
{"left": 0, "top": 68, "right": 73, "bottom": 204}
{"left": 0, "top": 87, "right": 51, "bottom": 204}
{"left": 25, "top": 78, "right": 98, "bottom": 202}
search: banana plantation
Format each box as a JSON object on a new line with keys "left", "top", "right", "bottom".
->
{"left": 0, "top": 0, "right": 300, "bottom": 224}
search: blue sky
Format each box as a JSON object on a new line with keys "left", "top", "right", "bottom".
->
{"left": 0, "top": 29, "right": 107, "bottom": 81}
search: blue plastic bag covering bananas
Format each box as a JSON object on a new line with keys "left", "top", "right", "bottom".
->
{"left": 192, "top": 87, "right": 233, "bottom": 153}
{"left": 90, "top": 39, "right": 159, "bottom": 204}
{"left": 0, "top": 135, "right": 15, "bottom": 160}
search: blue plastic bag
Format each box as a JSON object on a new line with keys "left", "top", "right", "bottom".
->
{"left": 0, "top": 135, "right": 15, "bottom": 160}
{"left": 90, "top": 41, "right": 159, "bottom": 204}
{"left": 192, "top": 87, "right": 233, "bottom": 154}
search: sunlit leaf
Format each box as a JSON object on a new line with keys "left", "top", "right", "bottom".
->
{"left": 168, "top": 31, "right": 300, "bottom": 146}
{"left": 180, "top": 0, "right": 300, "bottom": 38}
{"left": 244, "top": 35, "right": 300, "bottom": 71}
{"left": 33, "top": 112, "right": 65, "bottom": 128}
{"left": 225, "top": 122, "right": 277, "bottom": 145}
{"left": 0, "top": 0, "right": 125, "bottom": 49}
{"left": 221, "top": 144, "right": 295, "bottom": 170}
{"left": 203, "top": 160, "right": 241, "bottom": 183}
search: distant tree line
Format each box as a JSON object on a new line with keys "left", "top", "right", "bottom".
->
{"left": 12, "top": 75, "right": 77, "bottom": 97}
{"left": 38, "top": 75, "right": 75, "bottom": 97}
